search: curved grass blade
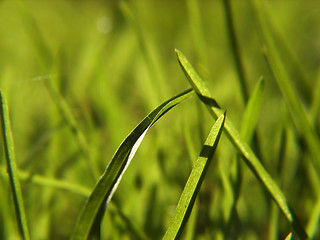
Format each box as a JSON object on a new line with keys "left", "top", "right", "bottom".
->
{"left": 71, "top": 89, "right": 193, "bottom": 240}
{"left": 0, "top": 92, "right": 30, "bottom": 240}
{"left": 175, "top": 49, "right": 309, "bottom": 240}
{"left": 163, "top": 113, "right": 225, "bottom": 240}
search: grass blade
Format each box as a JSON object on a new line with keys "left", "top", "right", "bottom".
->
{"left": 0, "top": 92, "right": 30, "bottom": 240}
{"left": 163, "top": 113, "right": 225, "bottom": 240}
{"left": 71, "top": 89, "right": 193, "bottom": 240}
{"left": 175, "top": 49, "right": 309, "bottom": 240}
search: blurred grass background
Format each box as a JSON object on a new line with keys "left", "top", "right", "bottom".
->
{"left": 0, "top": 0, "right": 320, "bottom": 239}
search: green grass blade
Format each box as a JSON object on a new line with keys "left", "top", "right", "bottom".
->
{"left": 71, "top": 89, "right": 193, "bottom": 240}
{"left": 0, "top": 92, "right": 30, "bottom": 240}
{"left": 175, "top": 49, "right": 309, "bottom": 240}
{"left": 163, "top": 113, "right": 225, "bottom": 240}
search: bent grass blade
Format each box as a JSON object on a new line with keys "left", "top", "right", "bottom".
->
{"left": 175, "top": 49, "right": 309, "bottom": 240}
{"left": 0, "top": 92, "right": 30, "bottom": 240}
{"left": 163, "top": 113, "right": 225, "bottom": 240}
{"left": 71, "top": 89, "right": 193, "bottom": 240}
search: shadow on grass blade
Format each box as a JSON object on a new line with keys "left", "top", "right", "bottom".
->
{"left": 71, "top": 89, "right": 193, "bottom": 240}
{"left": 0, "top": 91, "right": 30, "bottom": 240}
{"left": 163, "top": 113, "right": 225, "bottom": 240}
{"left": 175, "top": 49, "right": 309, "bottom": 240}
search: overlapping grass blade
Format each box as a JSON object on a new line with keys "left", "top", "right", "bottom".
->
{"left": 71, "top": 89, "right": 193, "bottom": 240}
{"left": 0, "top": 92, "right": 30, "bottom": 240}
{"left": 175, "top": 49, "right": 309, "bottom": 239}
{"left": 163, "top": 113, "right": 225, "bottom": 240}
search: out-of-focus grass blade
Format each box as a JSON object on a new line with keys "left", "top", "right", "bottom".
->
{"left": 221, "top": 0, "right": 249, "bottom": 103}
{"left": 163, "top": 113, "right": 225, "bottom": 240}
{"left": 251, "top": 0, "right": 320, "bottom": 176}
{"left": 44, "top": 78, "right": 99, "bottom": 181}
{"left": 186, "top": 0, "right": 207, "bottom": 66}
{"left": 223, "top": 77, "right": 264, "bottom": 238}
{"left": 71, "top": 89, "right": 193, "bottom": 240}
{"left": 120, "top": 1, "right": 163, "bottom": 107}
{"left": 240, "top": 77, "right": 264, "bottom": 142}
{"left": 306, "top": 195, "right": 320, "bottom": 238}
{"left": 0, "top": 166, "right": 91, "bottom": 197}
{"left": 0, "top": 92, "right": 30, "bottom": 240}
{"left": 263, "top": 48, "right": 320, "bottom": 173}
{"left": 311, "top": 69, "right": 320, "bottom": 123}
{"left": 175, "top": 49, "right": 309, "bottom": 240}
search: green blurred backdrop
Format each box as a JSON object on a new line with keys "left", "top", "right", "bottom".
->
{"left": 0, "top": 1, "right": 320, "bottom": 239}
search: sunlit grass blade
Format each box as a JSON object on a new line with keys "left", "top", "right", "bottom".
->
{"left": 71, "top": 89, "right": 193, "bottom": 240}
{"left": 175, "top": 49, "right": 309, "bottom": 240}
{"left": 0, "top": 92, "right": 30, "bottom": 240}
{"left": 163, "top": 113, "right": 225, "bottom": 240}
